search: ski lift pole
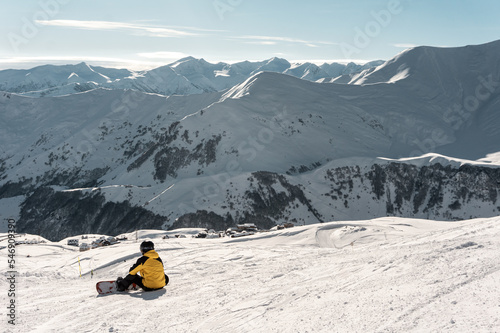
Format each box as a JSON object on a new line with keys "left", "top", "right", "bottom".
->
{"left": 78, "top": 256, "right": 82, "bottom": 278}
{"left": 89, "top": 256, "right": 93, "bottom": 279}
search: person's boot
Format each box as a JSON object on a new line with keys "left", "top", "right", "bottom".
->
{"left": 116, "top": 277, "right": 127, "bottom": 292}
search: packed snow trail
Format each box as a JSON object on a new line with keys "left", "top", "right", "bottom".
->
{"left": 1, "top": 217, "right": 499, "bottom": 332}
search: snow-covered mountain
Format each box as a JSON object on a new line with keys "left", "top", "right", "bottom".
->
{"left": 0, "top": 57, "right": 383, "bottom": 97}
{"left": 0, "top": 63, "right": 129, "bottom": 96}
{"left": 1, "top": 40, "right": 500, "bottom": 240}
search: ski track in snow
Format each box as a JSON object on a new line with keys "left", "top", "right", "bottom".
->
{"left": 1, "top": 217, "right": 499, "bottom": 332}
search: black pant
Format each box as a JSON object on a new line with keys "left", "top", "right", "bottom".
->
{"left": 120, "top": 274, "right": 169, "bottom": 292}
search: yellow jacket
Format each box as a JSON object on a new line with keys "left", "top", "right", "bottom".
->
{"left": 129, "top": 250, "right": 166, "bottom": 289}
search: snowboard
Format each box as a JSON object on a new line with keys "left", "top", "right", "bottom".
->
{"left": 96, "top": 281, "right": 139, "bottom": 295}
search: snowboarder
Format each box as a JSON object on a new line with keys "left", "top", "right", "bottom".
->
{"left": 116, "top": 241, "right": 169, "bottom": 292}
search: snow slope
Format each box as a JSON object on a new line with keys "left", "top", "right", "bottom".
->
{"left": 1, "top": 216, "right": 498, "bottom": 332}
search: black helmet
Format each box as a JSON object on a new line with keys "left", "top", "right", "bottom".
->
{"left": 140, "top": 241, "right": 154, "bottom": 253}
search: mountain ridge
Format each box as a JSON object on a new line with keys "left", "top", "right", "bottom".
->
{"left": 0, "top": 57, "right": 384, "bottom": 97}
{"left": 1, "top": 40, "right": 500, "bottom": 239}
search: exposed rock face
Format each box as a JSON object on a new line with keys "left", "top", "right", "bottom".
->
{"left": 170, "top": 162, "right": 500, "bottom": 233}
{"left": 244, "top": 171, "right": 322, "bottom": 225}
{"left": 170, "top": 171, "right": 320, "bottom": 231}
{"left": 153, "top": 134, "right": 221, "bottom": 182}
{"left": 323, "top": 162, "right": 500, "bottom": 220}
{"left": 125, "top": 121, "right": 222, "bottom": 182}
{"left": 7, "top": 160, "right": 500, "bottom": 241}
{"left": 0, "top": 179, "right": 34, "bottom": 199}
{"left": 16, "top": 187, "right": 167, "bottom": 241}
{"left": 171, "top": 210, "right": 234, "bottom": 231}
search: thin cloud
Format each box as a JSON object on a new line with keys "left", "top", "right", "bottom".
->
{"left": 0, "top": 56, "right": 164, "bottom": 70}
{"left": 243, "top": 41, "right": 278, "bottom": 46}
{"left": 137, "top": 51, "right": 190, "bottom": 59}
{"left": 235, "top": 35, "right": 337, "bottom": 48}
{"left": 165, "top": 25, "right": 227, "bottom": 33}
{"left": 35, "top": 20, "right": 198, "bottom": 38}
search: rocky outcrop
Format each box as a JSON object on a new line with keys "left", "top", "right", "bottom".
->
{"left": 125, "top": 121, "right": 222, "bottom": 182}
{"left": 323, "top": 162, "right": 500, "bottom": 220}
{"left": 17, "top": 187, "right": 167, "bottom": 241}
{"left": 153, "top": 134, "right": 221, "bottom": 181}
{"left": 171, "top": 171, "right": 323, "bottom": 232}
{"left": 245, "top": 171, "right": 323, "bottom": 224}
{"left": 170, "top": 210, "right": 234, "bottom": 231}
{"left": 7, "top": 160, "right": 500, "bottom": 241}
{"left": 2, "top": 156, "right": 499, "bottom": 241}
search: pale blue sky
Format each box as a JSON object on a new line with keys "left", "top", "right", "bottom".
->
{"left": 1, "top": 0, "right": 499, "bottom": 69}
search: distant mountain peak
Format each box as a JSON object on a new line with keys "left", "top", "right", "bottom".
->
{"left": 265, "top": 57, "right": 291, "bottom": 66}
{"left": 169, "top": 56, "right": 198, "bottom": 67}
{"left": 268, "top": 56, "right": 288, "bottom": 62}
{"left": 222, "top": 70, "right": 309, "bottom": 100}
{"left": 0, "top": 55, "right": 382, "bottom": 97}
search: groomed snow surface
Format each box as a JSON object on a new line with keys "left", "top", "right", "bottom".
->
{"left": 1, "top": 217, "right": 499, "bottom": 333}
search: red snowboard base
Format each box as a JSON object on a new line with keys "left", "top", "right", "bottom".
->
{"left": 96, "top": 281, "right": 139, "bottom": 295}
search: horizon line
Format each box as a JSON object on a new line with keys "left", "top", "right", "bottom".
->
{"left": 0, "top": 56, "right": 385, "bottom": 71}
